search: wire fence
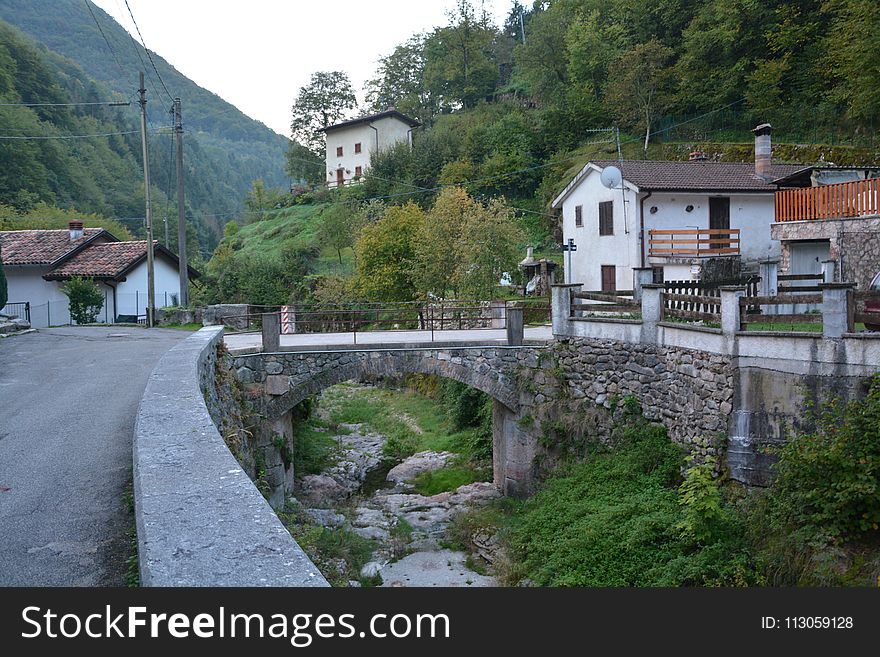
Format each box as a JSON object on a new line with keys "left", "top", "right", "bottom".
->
{"left": 19, "top": 291, "right": 180, "bottom": 328}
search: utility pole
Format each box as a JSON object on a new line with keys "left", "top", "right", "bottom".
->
{"left": 138, "top": 71, "right": 156, "bottom": 327}
{"left": 174, "top": 97, "right": 189, "bottom": 307}
{"left": 519, "top": 4, "right": 526, "bottom": 44}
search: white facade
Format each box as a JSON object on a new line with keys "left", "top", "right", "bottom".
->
{"left": 554, "top": 165, "right": 779, "bottom": 290}
{"left": 3, "top": 254, "right": 183, "bottom": 327}
{"left": 323, "top": 114, "right": 415, "bottom": 186}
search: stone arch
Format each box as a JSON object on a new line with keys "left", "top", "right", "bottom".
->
{"left": 264, "top": 350, "right": 521, "bottom": 420}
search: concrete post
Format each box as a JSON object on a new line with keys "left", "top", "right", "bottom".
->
{"left": 489, "top": 300, "right": 506, "bottom": 329}
{"left": 551, "top": 283, "right": 580, "bottom": 336}
{"left": 640, "top": 283, "right": 664, "bottom": 344}
{"left": 719, "top": 286, "right": 746, "bottom": 336}
{"left": 821, "top": 260, "right": 837, "bottom": 284}
{"left": 262, "top": 312, "right": 280, "bottom": 352}
{"left": 506, "top": 304, "right": 524, "bottom": 346}
{"left": 819, "top": 282, "right": 855, "bottom": 338}
{"left": 632, "top": 267, "right": 655, "bottom": 302}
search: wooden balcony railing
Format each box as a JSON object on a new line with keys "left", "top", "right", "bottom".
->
{"left": 648, "top": 228, "right": 740, "bottom": 257}
{"left": 775, "top": 179, "right": 880, "bottom": 222}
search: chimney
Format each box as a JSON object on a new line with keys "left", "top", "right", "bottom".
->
{"left": 752, "top": 123, "right": 773, "bottom": 181}
{"left": 68, "top": 220, "right": 84, "bottom": 241}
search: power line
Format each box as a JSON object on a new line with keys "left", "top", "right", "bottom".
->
{"left": 0, "top": 100, "right": 130, "bottom": 107}
{"left": 123, "top": 0, "right": 175, "bottom": 103}
{"left": 83, "top": 0, "right": 127, "bottom": 80}
{"left": 0, "top": 130, "right": 139, "bottom": 140}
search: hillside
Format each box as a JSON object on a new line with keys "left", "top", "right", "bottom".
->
{"left": 0, "top": 0, "right": 292, "bottom": 254}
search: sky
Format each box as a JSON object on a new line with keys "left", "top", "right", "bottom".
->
{"left": 91, "top": 0, "right": 513, "bottom": 137}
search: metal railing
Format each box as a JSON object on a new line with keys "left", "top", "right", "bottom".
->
{"left": 1, "top": 301, "right": 30, "bottom": 323}
{"left": 775, "top": 179, "right": 880, "bottom": 222}
{"left": 226, "top": 300, "right": 551, "bottom": 344}
{"left": 649, "top": 228, "right": 741, "bottom": 257}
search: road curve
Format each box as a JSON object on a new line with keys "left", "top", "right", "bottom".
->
{"left": 0, "top": 326, "right": 188, "bottom": 586}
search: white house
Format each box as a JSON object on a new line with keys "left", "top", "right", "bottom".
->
{"left": 1, "top": 221, "right": 198, "bottom": 327}
{"left": 320, "top": 110, "right": 419, "bottom": 187}
{"left": 551, "top": 126, "right": 803, "bottom": 291}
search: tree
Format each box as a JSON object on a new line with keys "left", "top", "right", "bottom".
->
{"left": 604, "top": 39, "right": 675, "bottom": 152}
{"left": 286, "top": 141, "right": 324, "bottom": 185}
{"left": 414, "top": 187, "right": 474, "bottom": 298}
{"left": 455, "top": 197, "right": 524, "bottom": 299}
{"left": 290, "top": 71, "right": 357, "bottom": 153}
{"left": 61, "top": 277, "right": 103, "bottom": 324}
{"left": 364, "top": 35, "right": 436, "bottom": 122}
{"left": 318, "top": 202, "right": 362, "bottom": 266}
{"left": 243, "top": 179, "right": 285, "bottom": 222}
{"left": 353, "top": 202, "right": 423, "bottom": 301}
{"left": 423, "top": 0, "right": 499, "bottom": 110}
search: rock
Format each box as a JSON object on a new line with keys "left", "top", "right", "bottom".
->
{"left": 378, "top": 550, "right": 496, "bottom": 587}
{"left": 353, "top": 526, "right": 391, "bottom": 542}
{"left": 305, "top": 508, "right": 347, "bottom": 528}
{"left": 348, "top": 580, "right": 362, "bottom": 587}
{"left": 472, "top": 531, "right": 501, "bottom": 564}
{"left": 386, "top": 451, "right": 455, "bottom": 484}
{"left": 353, "top": 507, "right": 390, "bottom": 528}
{"left": 265, "top": 374, "right": 289, "bottom": 396}
{"left": 360, "top": 561, "right": 384, "bottom": 578}
{"left": 299, "top": 474, "right": 345, "bottom": 503}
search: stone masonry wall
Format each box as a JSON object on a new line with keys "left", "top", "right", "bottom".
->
{"left": 516, "top": 338, "right": 734, "bottom": 461}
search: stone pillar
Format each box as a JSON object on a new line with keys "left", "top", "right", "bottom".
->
{"left": 488, "top": 300, "right": 506, "bottom": 329}
{"left": 640, "top": 283, "right": 664, "bottom": 344}
{"left": 262, "top": 312, "right": 280, "bottom": 352}
{"left": 820, "top": 282, "right": 855, "bottom": 338}
{"left": 551, "top": 283, "right": 580, "bottom": 336}
{"left": 719, "top": 285, "right": 746, "bottom": 336}
{"left": 506, "top": 305, "right": 524, "bottom": 346}
{"left": 632, "top": 267, "right": 655, "bottom": 302}
{"left": 821, "top": 259, "right": 837, "bottom": 284}
{"left": 492, "top": 400, "right": 537, "bottom": 498}
{"left": 758, "top": 260, "right": 778, "bottom": 297}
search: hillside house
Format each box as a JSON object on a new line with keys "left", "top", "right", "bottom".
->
{"left": 551, "top": 125, "right": 802, "bottom": 291}
{"left": 320, "top": 110, "right": 419, "bottom": 187}
{"left": 0, "top": 221, "right": 198, "bottom": 327}
{"left": 771, "top": 166, "right": 880, "bottom": 289}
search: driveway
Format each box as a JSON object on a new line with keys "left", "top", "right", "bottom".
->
{"left": 0, "top": 326, "right": 188, "bottom": 586}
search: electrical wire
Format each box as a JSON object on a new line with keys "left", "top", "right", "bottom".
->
{"left": 83, "top": 0, "right": 128, "bottom": 81}
{"left": 123, "top": 0, "right": 175, "bottom": 103}
{"left": 0, "top": 101, "right": 130, "bottom": 107}
{"left": 0, "top": 130, "right": 138, "bottom": 140}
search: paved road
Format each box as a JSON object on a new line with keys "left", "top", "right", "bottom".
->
{"left": 224, "top": 325, "right": 554, "bottom": 353}
{"left": 0, "top": 326, "right": 188, "bottom": 586}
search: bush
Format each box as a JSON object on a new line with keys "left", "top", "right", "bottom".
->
{"left": 769, "top": 374, "right": 880, "bottom": 539}
{"left": 61, "top": 276, "right": 103, "bottom": 324}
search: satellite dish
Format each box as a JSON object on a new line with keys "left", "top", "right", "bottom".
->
{"left": 600, "top": 165, "right": 622, "bottom": 189}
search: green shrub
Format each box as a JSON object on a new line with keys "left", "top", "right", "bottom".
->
{"left": 770, "top": 374, "right": 880, "bottom": 539}
{"left": 61, "top": 276, "right": 103, "bottom": 324}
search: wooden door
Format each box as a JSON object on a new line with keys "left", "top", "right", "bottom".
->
{"left": 709, "top": 197, "right": 730, "bottom": 250}
{"left": 601, "top": 265, "right": 616, "bottom": 292}
{"left": 336, "top": 168, "right": 345, "bottom": 187}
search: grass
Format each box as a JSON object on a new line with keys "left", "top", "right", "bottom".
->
{"left": 410, "top": 462, "right": 486, "bottom": 496}
{"left": 743, "top": 322, "right": 870, "bottom": 332}
{"left": 160, "top": 322, "right": 203, "bottom": 331}
{"left": 293, "top": 420, "right": 340, "bottom": 476}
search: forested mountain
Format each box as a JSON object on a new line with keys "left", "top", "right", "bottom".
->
{"left": 0, "top": 0, "right": 292, "bottom": 255}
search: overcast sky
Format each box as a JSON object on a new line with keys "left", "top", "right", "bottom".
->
{"left": 91, "top": 0, "right": 512, "bottom": 137}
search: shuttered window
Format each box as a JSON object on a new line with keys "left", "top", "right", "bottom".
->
{"left": 599, "top": 201, "right": 613, "bottom": 235}
{"left": 355, "top": 142, "right": 362, "bottom": 154}
{"left": 336, "top": 146, "right": 343, "bottom": 157}
{"left": 575, "top": 205, "right": 583, "bottom": 227}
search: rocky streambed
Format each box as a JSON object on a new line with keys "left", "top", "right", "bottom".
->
{"left": 293, "top": 421, "right": 501, "bottom": 587}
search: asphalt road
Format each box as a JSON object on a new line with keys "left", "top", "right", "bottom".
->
{"left": 0, "top": 326, "right": 188, "bottom": 586}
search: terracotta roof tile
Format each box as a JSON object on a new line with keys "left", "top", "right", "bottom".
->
{"left": 0, "top": 228, "right": 106, "bottom": 265}
{"left": 44, "top": 241, "right": 154, "bottom": 280}
{"left": 591, "top": 160, "right": 805, "bottom": 192}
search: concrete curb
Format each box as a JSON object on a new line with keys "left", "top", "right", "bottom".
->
{"left": 133, "top": 326, "right": 329, "bottom": 587}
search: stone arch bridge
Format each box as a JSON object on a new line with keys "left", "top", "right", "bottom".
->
{"left": 230, "top": 344, "right": 550, "bottom": 498}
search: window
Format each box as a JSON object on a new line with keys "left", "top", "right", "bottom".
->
{"left": 601, "top": 265, "right": 616, "bottom": 292}
{"left": 355, "top": 165, "right": 362, "bottom": 178}
{"left": 598, "top": 201, "right": 613, "bottom": 236}
{"left": 575, "top": 205, "right": 583, "bottom": 227}
{"left": 336, "top": 146, "right": 343, "bottom": 157}
{"left": 652, "top": 267, "right": 664, "bottom": 284}
{"left": 354, "top": 142, "right": 362, "bottom": 154}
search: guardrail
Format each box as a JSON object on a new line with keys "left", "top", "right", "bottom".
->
{"left": 1, "top": 301, "right": 29, "bottom": 323}
{"left": 649, "top": 228, "right": 741, "bottom": 257}
{"left": 775, "top": 179, "right": 880, "bottom": 222}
